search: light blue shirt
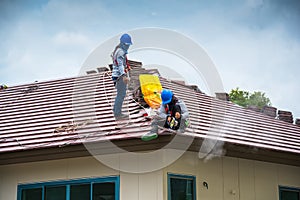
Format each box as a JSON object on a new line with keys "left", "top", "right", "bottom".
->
{"left": 112, "top": 43, "right": 130, "bottom": 78}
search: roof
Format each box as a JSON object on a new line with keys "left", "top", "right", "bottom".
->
{"left": 1, "top": 60, "right": 300, "bottom": 166}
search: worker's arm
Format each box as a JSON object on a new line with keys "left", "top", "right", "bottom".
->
{"left": 158, "top": 104, "right": 168, "bottom": 119}
{"left": 178, "top": 100, "right": 189, "bottom": 119}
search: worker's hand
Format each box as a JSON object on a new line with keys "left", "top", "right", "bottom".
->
{"left": 125, "top": 66, "right": 131, "bottom": 73}
{"left": 167, "top": 116, "right": 172, "bottom": 122}
{"left": 175, "top": 112, "right": 181, "bottom": 119}
{"left": 123, "top": 76, "right": 130, "bottom": 84}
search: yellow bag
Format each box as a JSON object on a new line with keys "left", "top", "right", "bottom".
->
{"left": 139, "top": 74, "right": 162, "bottom": 109}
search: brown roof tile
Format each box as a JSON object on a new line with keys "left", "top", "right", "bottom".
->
{"left": 1, "top": 61, "right": 300, "bottom": 158}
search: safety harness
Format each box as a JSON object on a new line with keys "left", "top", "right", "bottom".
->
{"left": 112, "top": 48, "right": 131, "bottom": 73}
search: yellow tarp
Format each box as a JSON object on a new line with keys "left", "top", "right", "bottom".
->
{"left": 139, "top": 74, "right": 162, "bottom": 109}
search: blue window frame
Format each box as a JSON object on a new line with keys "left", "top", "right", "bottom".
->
{"left": 17, "top": 176, "right": 120, "bottom": 200}
{"left": 279, "top": 186, "right": 300, "bottom": 200}
{"left": 168, "top": 173, "right": 196, "bottom": 200}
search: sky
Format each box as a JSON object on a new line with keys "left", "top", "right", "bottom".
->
{"left": 0, "top": 0, "right": 299, "bottom": 119}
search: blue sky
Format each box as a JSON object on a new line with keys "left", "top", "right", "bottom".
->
{"left": 0, "top": 0, "right": 300, "bottom": 118}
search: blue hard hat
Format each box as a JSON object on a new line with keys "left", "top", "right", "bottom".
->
{"left": 161, "top": 89, "right": 173, "bottom": 104}
{"left": 120, "top": 33, "right": 132, "bottom": 45}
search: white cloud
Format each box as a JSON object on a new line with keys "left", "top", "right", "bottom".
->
{"left": 171, "top": 2, "right": 300, "bottom": 118}
{"left": 199, "top": 20, "right": 300, "bottom": 118}
{"left": 40, "top": 0, "right": 112, "bottom": 30}
{"left": 0, "top": 0, "right": 112, "bottom": 86}
{"left": 1, "top": 0, "right": 300, "bottom": 119}
{"left": 53, "top": 31, "right": 92, "bottom": 46}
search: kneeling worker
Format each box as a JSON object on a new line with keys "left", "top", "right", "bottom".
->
{"left": 142, "top": 89, "right": 189, "bottom": 141}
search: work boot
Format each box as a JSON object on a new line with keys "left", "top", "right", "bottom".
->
{"left": 141, "top": 131, "right": 158, "bottom": 141}
{"left": 177, "top": 128, "right": 185, "bottom": 133}
{"left": 115, "top": 113, "right": 129, "bottom": 121}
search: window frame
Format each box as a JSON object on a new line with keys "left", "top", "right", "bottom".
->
{"left": 279, "top": 185, "right": 300, "bottom": 200}
{"left": 167, "top": 173, "right": 196, "bottom": 200}
{"left": 17, "top": 176, "right": 120, "bottom": 200}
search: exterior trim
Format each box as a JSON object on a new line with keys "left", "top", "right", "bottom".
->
{"left": 17, "top": 176, "right": 120, "bottom": 200}
{"left": 279, "top": 185, "right": 300, "bottom": 200}
{"left": 168, "top": 173, "right": 196, "bottom": 200}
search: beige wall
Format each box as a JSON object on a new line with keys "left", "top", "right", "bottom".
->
{"left": 0, "top": 156, "right": 163, "bottom": 200}
{"left": 163, "top": 151, "right": 300, "bottom": 200}
{"left": 0, "top": 152, "right": 300, "bottom": 200}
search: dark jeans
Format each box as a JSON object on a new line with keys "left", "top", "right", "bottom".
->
{"left": 113, "top": 76, "right": 127, "bottom": 117}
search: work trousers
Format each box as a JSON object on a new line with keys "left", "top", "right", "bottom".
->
{"left": 113, "top": 77, "right": 127, "bottom": 117}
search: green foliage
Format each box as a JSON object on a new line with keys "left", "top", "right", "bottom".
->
{"left": 228, "top": 88, "right": 249, "bottom": 107}
{"left": 229, "top": 88, "right": 271, "bottom": 109}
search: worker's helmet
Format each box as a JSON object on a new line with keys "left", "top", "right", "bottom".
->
{"left": 161, "top": 89, "right": 173, "bottom": 104}
{"left": 120, "top": 33, "right": 132, "bottom": 45}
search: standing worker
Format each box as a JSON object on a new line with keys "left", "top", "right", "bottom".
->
{"left": 142, "top": 89, "right": 189, "bottom": 141}
{"left": 111, "top": 33, "right": 133, "bottom": 120}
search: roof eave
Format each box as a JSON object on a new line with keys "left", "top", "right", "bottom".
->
{"left": 1, "top": 135, "right": 300, "bottom": 167}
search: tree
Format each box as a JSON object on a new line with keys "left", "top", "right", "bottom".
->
{"left": 229, "top": 88, "right": 271, "bottom": 109}
{"left": 228, "top": 88, "right": 249, "bottom": 107}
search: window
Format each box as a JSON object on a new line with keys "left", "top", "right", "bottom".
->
{"left": 21, "top": 188, "right": 42, "bottom": 200}
{"left": 17, "top": 176, "right": 119, "bottom": 200}
{"left": 279, "top": 186, "right": 300, "bottom": 200}
{"left": 168, "top": 173, "right": 196, "bottom": 200}
{"left": 45, "top": 185, "right": 66, "bottom": 200}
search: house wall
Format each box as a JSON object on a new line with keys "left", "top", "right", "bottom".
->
{"left": 0, "top": 155, "right": 163, "bottom": 200}
{"left": 163, "top": 151, "right": 300, "bottom": 200}
{"left": 0, "top": 152, "right": 300, "bottom": 200}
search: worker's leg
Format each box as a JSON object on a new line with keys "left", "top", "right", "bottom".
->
{"left": 141, "top": 116, "right": 164, "bottom": 141}
{"left": 113, "top": 77, "right": 127, "bottom": 117}
{"left": 178, "top": 118, "right": 190, "bottom": 133}
{"left": 150, "top": 116, "right": 165, "bottom": 133}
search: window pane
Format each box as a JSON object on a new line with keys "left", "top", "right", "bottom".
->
{"left": 93, "top": 182, "right": 115, "bottom": 200}
{"left": 281, "top": 190, "right": 300, "bottom": 200}
{"left": 45, "top": 186, "right": 66, "bottom": 200}
{"left": 21, "top": 188, "right": 42, "bottom": 200}
{"left": 170, "top": 178, "right": 194, "bottom": 200}
{"left": 71, "top": 184, "right": 90, "bottom": 200}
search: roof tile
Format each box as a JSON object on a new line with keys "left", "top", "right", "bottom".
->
{"left": 1, "top": 61, "right": 300, "bottom": 156}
